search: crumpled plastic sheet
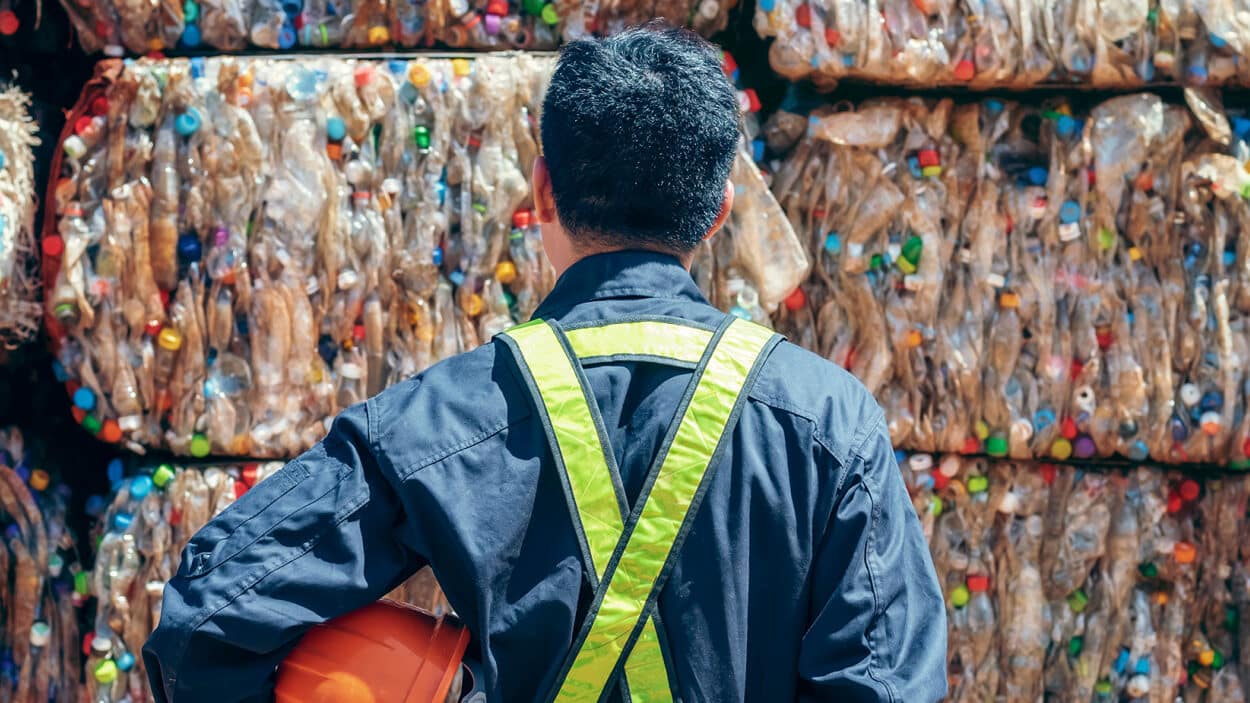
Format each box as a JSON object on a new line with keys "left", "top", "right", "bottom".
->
{"left": 0, "top": 86, "right": 41, "bottom": 354}
{"left": 42, "top": 54, "right": 804, "bottom": 459}
{"left": 84, "top": 459, "right": 452, "bottom": 702}
{"left": 0, "top": 428, "right": 85, "bottom": 703}
{"left": 755, "top": 0, "right": 1250, "bottom": 89}
{"left": 768, "top": 92, "right": 1250, "bottom": 467}
{"left": 902, "top": 451, "right": 1250, "bottom": 703}
{"left": 58, "top": 0, "right": 736, "bottom": 55}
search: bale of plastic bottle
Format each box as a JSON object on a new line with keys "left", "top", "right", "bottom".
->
{"left": 0, "top": 86, "right": 41, "bottom": 356}
{"left": 901, "top": 451, "right": 1249, "bottom": 702}
{"left": 57, "top": 0, "right": 738, "bottom": 55}
{"left": 0, "top": 427, "right": 86, "bottom": 703}
{"left": 754, "top": 0, "right": 1250, "bottom": 89}
{"left": 769, "top": 93, "right": 1250, "bottom": 466}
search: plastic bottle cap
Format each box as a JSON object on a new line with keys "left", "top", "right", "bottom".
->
{"left": 190, "top": 433, "right": 211, "bottom": 458}
{"left": 1039, "top": 463, "right": 1057, "bottom": 484}
{"left": 112, "top": 511, "right": 133, "bottom": 532}
{"left": 974, "top": 420, "right": 990, "bottom": 440}
{"left": 117, "top": 651, "right": 136, "bottom": 672}
{"left": 73, "top": 386, "right": 97, "bottom": 412}
{"left": 1067, "top": 588, "right": 1088, "bottom": 613}
{"left": 158, "top": 327, "right": 183, "bottom": 352}
{"left": 30, "top": 621, "right": 51, "bottom": 647}
{"left": 985, "top": 435, "right": 1008, "bottom": 457}
{"left": 939, "top": 455, "right": 961, "bottom": 477}
{"left": 94, "top": 659, "right": 118, "bottom": 685}
{"left": 540, "top": 3, "right": 559, "bottom": 24}
{"left": 48, "top": 553, "right": 64, "bottom": 577}
{"left": 495, "top": 261, "right": 518, "bottom": 284}
{"left": 966, "top": 574, "right": 989, "bottom": 592}
{"left": 921, "top": 165, "right": 942, "bottom": 178}
{"left": 1073, "top": 435, "right": 1096, "bottom": 458}
{"left": 367, "top": 25, "right": 389, "bottom": 44}
{"left": 0, "top": 10, "right": 19, "bottom": 35}
{"left": 1051, "top": 438, "right": 1073, "bottom": 460}
{"left": 175, "top": 108, "right": 201, "bottom": 136}
{"left": 82, "top": 414, "right": 102, "bottom": 435}
{"left": 1174, "top": 541, "right": 1197, "bottom": 564}
{"left": 784, "top": 287, "right": 806, "bottom": 311}
{"left": 954, "top": 59, "right": 975, "bottom": 81}
{"left": 1059, "top": 200, "right": 1081, "bottom": 224}
{"left": 967, "top": 475, "right": 989, "bottom": 493}
{"left": 908, "top": 454, "right": 933, "bottom": 472}
{"left": 153, "top": 463, "right": 176, "bottom": 488}
{"left": 1139, "top": 561, "right": 1158, "bottom": 578}
{"left": 130, "top": 475, "right": 154, "bottom": 500}
{"left": 950, "top": 584, "right": 969, "bottom": 608}
{"left": 1180, "top": 479, "right": 1200, "bottom": 502}
{"left": 29, "top": 469, "right": 49, "bottom": 492}
{"left": 1200, "top": 411, "right": 1221, "bottom": 435}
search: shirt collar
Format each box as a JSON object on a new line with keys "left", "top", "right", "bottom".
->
{"left": 531, "top": 250, "right": 709, "bottom": 320}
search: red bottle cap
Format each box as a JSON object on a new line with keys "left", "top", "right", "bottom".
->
{"left": 825, "top": 28, "right": 840, "bottom": 46}
{"left": 1180, "top": 479, "right": 1200, "bottom": 502}
{"left": 0, "top": 11, "right": 19, "bottom": 35}
{"left": 794, "top": 3, "right": 811, "bottom": 27}
{"left": 234, "top": 479, "right": 248, "bottom": 499}
{"left": 1166, "top": 491, "right": 1183, "bottom": 514}
{"left": 71, "top": 406, "right": 87, "bottom": 425}
{"left": 1039, "top": 463, "right": 1057, "bottom": 484}
{"left": 144, "top": 318, "right": 163, "bottom": 337}
{"left": 353, "top": 65, "right": 373, "bottom": 88}
{"left": 722, "top": 52, "right": 737, "bottom": 77}
{"left": 82, "top": 632, "right": 95, "bottom": 657}
{"left": 1096, "top": 330, "right": 1113, "bottom": 349}
{"left": 932, "top": 471, "right": 949, "bottom": 491}
{"left": 1061, "top": 416, "right": 1078, "bottom": 440}
{"left": 1134, "top": 171, "right": 1153, "bottom": 192}
{"left": 486, "top": 0, "right": 507, "bottom": 14}
{"left": 960, "top": 436, "right": 980, "bottom": 454}
{"left": 1070, "top": 358, "right": 1084, "bottom": 380}
{"left": 1004, "top": 214, "right": 1013, "bottom": 234}
{"left": 954, "top": 59, "right": 975, "bottom": 81}
{"left": 966, "top": 574, "right": 989, "bottom": 592}
{"left": 99, "top": 420, "right": 122, "bottom": 444}
{"left": 742, "top": 89, "right": 761, "bottom": 113}
{"left": 90, "top": 96, "right": 109, "bottom": 116}
{"left": 159, "top": 288, "right": 170, "bottom": 309}
{"left": 169, "top": 507, "right": 182, "bottom": 526}
{"left": 353, "top": 323, "right": 366, "bottom": 341}
{"left": 242, "top": 463, "right": 260, "bottom": 487}
{"left": 917, "top": 149, "right": 939, "bottom": 167}
{"left": 42, "top": 235, "right": 64, "bottom": 257}
{"left": 784, "top": 286, "right": 806, "bottom": 311}
{"left": 512, "top": 209, "right": 531, "bottom": 229}
{"left": 1086, "top": 168, "right": 1096, "bottom": 186}
{"left": 74, "top": 116, "right": 94, "bottom": 137}
{"left": 1243, "top": 437, "right": 1250, "bottom": 458}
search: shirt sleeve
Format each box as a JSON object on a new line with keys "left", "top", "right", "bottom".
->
{"left": 142, "top": 401, "right": 426, "bottom": 703}
{"left": 798, "top": 412, "right": 947, "bottom": 703}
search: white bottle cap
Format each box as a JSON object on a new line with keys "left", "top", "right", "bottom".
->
{"left": 908, "top": 454, "right": 933, "bottom": 472}
{"left": 30, "top": 621, "right": 51, "bottom": 648}
{"left": 1180, "top": 383, "right": 1201, "bottom": 406}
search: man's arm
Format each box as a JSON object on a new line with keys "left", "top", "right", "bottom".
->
{"left": 143, "top": 401, "right": 425, "bottom": 702}
{"left": 799, "top": 412, "right": 947, "bottom": 702}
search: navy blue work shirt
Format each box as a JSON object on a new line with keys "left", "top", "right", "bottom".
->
{"left": 144, "top": 250, "right": 947, "bottom": 702}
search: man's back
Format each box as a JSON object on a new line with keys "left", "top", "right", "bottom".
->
{"left": 145, "top": 252, "right": 946, "bottom": 701}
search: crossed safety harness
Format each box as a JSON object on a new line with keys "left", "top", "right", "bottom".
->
{"left": 501, "top": 316, "right": 780, "bottom": 703}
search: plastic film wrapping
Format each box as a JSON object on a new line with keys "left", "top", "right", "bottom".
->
{"left": 770, "top": 94, "right": 1250, "bottom": 466}
{"left": 754, "top": 0, "right": 1250, "bottom": 88}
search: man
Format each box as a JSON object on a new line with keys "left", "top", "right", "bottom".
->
{"left": 144, "top": 25, "right": 946, "bottom": 702}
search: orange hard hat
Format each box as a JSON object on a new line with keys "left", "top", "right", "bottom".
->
{"left": 275, "top": 600, "right": 472, "bottom": 703}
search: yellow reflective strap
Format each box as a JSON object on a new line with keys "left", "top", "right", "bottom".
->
{"left": 565, "top": 321, "right": 713, "bottom": 364}
{"left": 553, "top": 318, "right": 776, "bottom": 702}
{"left": 503, "top": 321, "right": 624, "bottom": 575}
{"left": 504, "top": 321, "right": 680, "bottom": 703}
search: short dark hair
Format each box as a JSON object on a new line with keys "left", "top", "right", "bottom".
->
{"left": 540, "top": 24, "right": 740, "bottom": 253}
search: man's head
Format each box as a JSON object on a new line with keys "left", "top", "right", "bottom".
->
{"left": 534, "top": 24, "right": 741, "bottom": 273}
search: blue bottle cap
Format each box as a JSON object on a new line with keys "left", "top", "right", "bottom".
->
{"left": 758, "top": 0, "right": 774, "bottom": 11}
{"left": 326, "top": 116, "right": 346, "bottom": 142}
{"left": 0, "top": 150, "right": 6, "bottom": 170}
{"left": 106, "top": 458, "right": 124, "bottom": 483}
{"left": 178, "top": 233, "right": 202, "bottom": 263}
{"left": 1114, "top": 648, "right": 1130, "bottom": 674}
{"left": 1233, "top": 117, "right": 1250, "bottom": 139}
{"left": 190, "top": 56, "right": 206, "bottom": 79}
{"left": 449, "top": 270, "right": 466, "bottom": 286}
{"left": 432, "top": 247, "right": 443, "bottom": 266}
{"left": 51, "top": 360, "right": 68, "bottom": 382}
{"left": 1200, "top": 391, "right": 1223, "bottom": 412}
{"left": 1190, "top": 63, "right": 1209, "bottom": 80}
{"left": 1211, "top": 33, "right": 1227, "bottom": 49}
{"left": 824, "top": 233, "right": 841, "bottom": 254}
{"left": 278, "top": 24, "right": 297, "bottom": 49}
{"left": 112, "top": 511, "right": 133, "bottom": 532}
{"left": 1224, "top": 250, "right": 1236, "bottom": 267}
{"left": 1139, "top": 61, "right": 1155, "bottom": 81}
{"left": 1136, "top": 658, "right": 1150, "bottom": 675}
{"left": 85, "top": 495, "right": 107, "bottom": 517}
{"left": 1055, "top": 114, "right": 1076, "bottom": 138}
{"left": 984, "top": 99, "right": 1003, "bottom": 114}
{"left": 181, "top": 24, "right": 201, "bottom": 48}
{"left": 130, "top": 475, "right": 153, "bottom": 500}
{"left": 117, "top": 652, "right": 136, "bottom": 672}
{"left": 399, "top": 82, "right": 420, "bottom": 105}
{"left": 907, "top": 155, "right": 921, "bottom": 179}
{"left": 1128, "top": 440, "right": 1149, "bottom": 461}
{"left": 1059, "top": 200, "right": 1081, "bottom": 224}
{"left": 1027, "top": 166, "right": 1047, "bottom": 186}
{"left": 73, "top": 387, "right": 97, "bottom": 412}
{"left": 751, "top": 138, "right": 765, "bottom": 163}
{"left": 388, "top": 59, "right": 407, "bottom": 75}
{"left": 175, "top": 108, "right": 201, "bottom": 137}
{"left": 1033, "top": 407, "right": 1056, "bottom": 429}
{"left": 729, "top": 305, "right": 751, "bottom": 320}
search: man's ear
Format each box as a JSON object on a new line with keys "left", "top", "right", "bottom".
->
{"left": 532, "top": 157, "right": 558, "bottom": 224}
{"left": 703, "top": 180, "right": 734, "bottom": 241}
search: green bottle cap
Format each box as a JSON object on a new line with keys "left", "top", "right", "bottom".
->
{"left": 1094, "top": 679, "right": 1112, "bottom": 695}
{"left": 540, "top": 3, "right": 560, "bottom": 24}
{"left": 870, "top": 253, "right": 883, "bottom": 270}
{"left": 1097, "top": 227, "right": 1116, "bottom": 250}
{"left": 94, "top": 660, "right": 119, "bottom": 685}
{"left": 75, "top": 570, "right": 90, "bottom": 596}
{"left": 82, "top": 414, "right": 101, "bottom": 435}
{"left": 967, "top": 475, "right": 989, "bottom": 494}
{"left": 929, "top": 496, "right": 942, "bottom": 517}
{"left": 950, "top": 584, "right": 969, "bottom": 608}
{"left": 183, "top": 0, "right": 199, "bottom": 21}
{"left": 896, "top": 257, "right": 917, "bottom": 275}
{"left": 1068, "top": 588, "right": 1089, "bottom": 614}
{"left": 1138, "top": 561, "right": 1158, "bottom": 579}
{"left": 189, "top": 434, "right": 210, "bottom": 458}
{"left": 413, "top": 125, "right": 430, "bottom": 149}
{"left": 1069, "top": 635, "right": 1084, "bottom": 658}
{"left": 523, "top": 0, "right": 544, "bottom": 15}
{"left": 1226, "top": 605, "right": 1239, "bottom": 631}
{"left": 1213, "top": 650, "right": 1225, "bottom": 669}
{"left": 901, "top": 235, "right": 922, "bottom": 265}
{"left": 985, "top": 434, "right": 1008, "bottom": 457}
{"left": 153, "top": 463, "right": 176, "bottom": 489}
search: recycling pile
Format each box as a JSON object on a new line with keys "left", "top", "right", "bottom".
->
{"left": 85, "top": 459, "right": 449, "bottom": 701}
{"left": 901, "top": 452, "right": 1250, "bottom": 702}
{"left": 58, "top": 0, "right": 735, "bottom": 54}
{"left": 0, "top": 428, "right": 86, "bottom": 703}
{"left": 764, "top": 92, "right": 1250, "bottom": 467}
{"left": 0, "top": 86, "right": 41, "bottom": 355}
{"left": 41, "top": 54, "right": 802, "bottom": 459}
{"left": 754, "top": 0, "right": 1250, "bottom": 89}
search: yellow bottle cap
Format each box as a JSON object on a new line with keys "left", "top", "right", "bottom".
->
{"left": 452, "top": 58, "right": 472, "bottom": 78}
{"left": 495, "top": 261, "right": 518, "bottom": 285}
{"left": 29, "top": 469, "right": 49, "bottom": 492}
{"left": 408, "top": 63, "right": 431, "bottom": 88}
{"left": 157, "top": 327, "right": 183, "bottom": 352}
